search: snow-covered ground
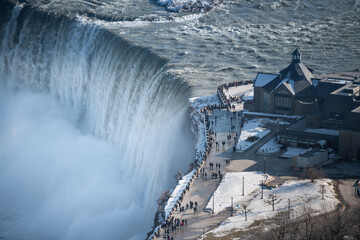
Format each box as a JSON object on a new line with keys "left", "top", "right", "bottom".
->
{"left": 242, "top": 90, "right": 254, "bottom": 101}
{"left": 280, "top": 147, "right": 312, "bottom": 158}
{"left": 209, "top": 177, "right": 340, "bottom": 237}
{"left": 305, "top": 128, "right": 339, "bottom": 136}
{"left": 205, "top": 172, "right": 267, "bottom": 214}
{"left": 157, "top": 95, "right": 215, "bottom": 223}
{"left": 224, "top": 84, "right": 253, "bottom": 98}
{"left": 164, "top": 169, "right": 196, "bottom": 218}
{"left": 257, "top": 137, "right": 282, "bottom": 155}
{"left": 236, "top": 118, "right": 273, "bottom": 152}
{"left": 189, "top": 94, "right": 220, "bottom": 111}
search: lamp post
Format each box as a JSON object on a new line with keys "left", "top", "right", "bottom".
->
{"left": 242, "top": 176, "right": 245, "bottom": 196}
{"left": 212, "top": 194, "right": 215, "bottom": 216}
{"left": 264, "top": 157, "right": 266, "bottom": 174}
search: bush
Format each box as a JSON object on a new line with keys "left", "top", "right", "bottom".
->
{"left": 246, "top": 135, "right": 260, "bottom": 142}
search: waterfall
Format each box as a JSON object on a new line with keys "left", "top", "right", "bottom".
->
{"left": 0, "top": 2, "right": 195, "bottom": 239}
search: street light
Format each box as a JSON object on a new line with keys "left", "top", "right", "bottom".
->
{"left": 264, "top": 157, "right": 266, "bottom": 173}
{"left": 242, "top": 176, "right": 245, "bottom": 196}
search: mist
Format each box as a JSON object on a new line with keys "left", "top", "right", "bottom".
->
{"left": 0, "top": 84, "right": 157, "bottom": 240}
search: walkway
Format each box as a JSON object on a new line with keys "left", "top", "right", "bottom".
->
{"left": 154, "top": 108, "right": 296, "bottom": 239}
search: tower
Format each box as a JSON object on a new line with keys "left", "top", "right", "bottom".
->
{"left": 292, "top": 49, "right": 301, "bottom": 63}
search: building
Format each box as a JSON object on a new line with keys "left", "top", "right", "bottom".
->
{"left": 252, "top": 49, "right": 360, "bottom": 160}
{"left": 253, "top": 49, "right": 316, "bottom": 115}
{"left": 296, "top": 149, "right": 328, "bottom": 169}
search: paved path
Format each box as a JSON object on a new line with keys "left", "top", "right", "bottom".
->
{"left": 154, "top": 109, "right": 298, "bottom": 240}
{"left": 337, "top": 179, "right": 360, "bottom": 207}
{"left": 153, "top": 106, "right": 360, "bottom": 239}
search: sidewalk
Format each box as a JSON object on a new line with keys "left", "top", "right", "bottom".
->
{"left": 154, "top": 109, "right": 297, "bottom": 240}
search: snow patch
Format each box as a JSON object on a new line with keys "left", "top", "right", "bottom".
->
{"left": 281, "top": 147, "right": 312, "bottom": 158}
{"left": 236, "top": 118, "right": 274, "bottom": 152}
{"left": 257, "top": 137, "right": 282, "bottom": 155}
{"left": 205, "top": 172, "right": 267, "bottom": 214}
{"left": 210, "top": 178, "right": 339, "bottom": 237}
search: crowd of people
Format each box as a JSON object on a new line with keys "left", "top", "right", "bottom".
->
{"left": 153, "top": 81, "right": 248, "bottom": 239}
{"left": 217, "top": 80, "right": 253, "bottom": 109}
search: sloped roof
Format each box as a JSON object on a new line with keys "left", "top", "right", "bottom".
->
{"left": 292, "top": 48, "right": 301, "bottom": 56}
{"left": 261, "top": 57, "right": 314, "bottom": 96}
{"left": 253, "top": 73, "right": 279, "bottom": 87}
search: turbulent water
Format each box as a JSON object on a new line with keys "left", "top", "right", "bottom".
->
{"left": 0, "top": 0, "right": 359, "bottom": 239}
{"left": 0, "top": 2, "right": 195, "bottom": 240}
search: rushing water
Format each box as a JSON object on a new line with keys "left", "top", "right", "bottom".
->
{"left": 0, "top": 2, "right": 195, "bottom": 239}
{"left": 0, "top": 0, "right": 359, "bottom": 239}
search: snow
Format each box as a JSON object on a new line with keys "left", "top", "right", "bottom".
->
{"left": 205, "top": 172, "right": 267, "bottom": 214}
{"left": 243, "top": 111, "right": 301, "bottom": 119}
{"left": 254, "top": 73, "right": 278, "bottom": 87}
{"left": 210, "top": 177, "right": 340, "bottom": 237}
{"left": 242, "top": 90, "right": 254, "bottom": 101}
{"left": 224, "top": 84, "right": 253, "bottom": 98}
{"left": 305, "top": 128, "right": 339, "bottom": 136}
{"left": 318, "top": 139, "right": 327, "bottom": 147}
{"left": 236, "top": 118, "right": 271, "bottom": 152}
{"left": 257, "top": 137, "right": 282, "bottom": 155}
{"left": 281, "top": 147, "right": 312, "bottom": 158}
{"left": 189, "top": 94, "right": 220, "bottom": 111}
{"left": 164, "top": 169, "right": 196, "bottom": 219}
{"left": 288, "top": 79, "right": 295, "bottom": 93}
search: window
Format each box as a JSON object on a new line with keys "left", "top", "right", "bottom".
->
{"left": 274, "top": 90, "right": 292, "bottom": 114}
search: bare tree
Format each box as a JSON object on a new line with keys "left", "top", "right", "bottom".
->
{"left": 188, "top": 162, "right": 196, "bottom": 171}
{"left": 320, "top": 185, "right": 325, "bottom": 199}
{"left": 241, "top": 203, "right": 250, "bottom": 221}
{"left": 157, "top": 190, "right": 170, "bottom": 220}
{"left": 265, "top": 194, "right": 282, "bottom": 211}
{"left": 297, "top": 206, "right": 316, "bottom": 240}
{"left": 301, "top": 167, "right": 324, "bottom": 183}
{"left": 270, "top": 211, "right": 296, "bottom": 240}
{"left": 174, "top": 171, "right": 182, "bottom": 181}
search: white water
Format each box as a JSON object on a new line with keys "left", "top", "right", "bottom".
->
{"left": 0, "top": 4, "right": 194, "bottom": 239}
